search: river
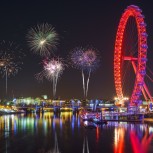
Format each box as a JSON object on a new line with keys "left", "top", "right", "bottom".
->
{"left": 0, "top": 112, "right": 153, "bottom": 153}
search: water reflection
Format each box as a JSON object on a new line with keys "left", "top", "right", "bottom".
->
{"left": 82, "top": 136, "right": 89, "bottom": 153}
{"left": 130, "top": 129, "right": 153, "bottom": 153}
{"left": 114, "top": 127, "right": 125, "bottom": 153}
{"left": 0, "top": 112, "right": 81, "bottom": 134}
{"left": 0, "top": 113, "right": 153, "bottom": 153}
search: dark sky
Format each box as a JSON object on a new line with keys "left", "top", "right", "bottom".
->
{"left": 0, "top": 0, "right": 153, "bottom": 100}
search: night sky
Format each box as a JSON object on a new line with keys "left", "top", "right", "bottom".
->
{"left": 0, "top": 0, "right": 153, "bottom": 100}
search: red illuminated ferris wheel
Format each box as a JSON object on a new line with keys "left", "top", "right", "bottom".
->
{"left": 114, "top": 5, "right": 152, "bottom": 105}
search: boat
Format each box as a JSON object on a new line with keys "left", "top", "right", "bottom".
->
{"left": 80, "top": 110, "right": 101, "bottom": 121}
{"left": 0, "top": 108, "right": 25, "bottom": 115}
{"left": 92, "top": 118, "right": 108, "bottom": 125}
{"left": 83, "top": 121, "right": 97, "bottom": 129}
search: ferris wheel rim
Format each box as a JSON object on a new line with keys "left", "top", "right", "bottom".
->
{"left": 114, "top": 5, "right": 147, "bottom": 105}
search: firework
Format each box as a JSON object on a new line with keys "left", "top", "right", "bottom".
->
{"left": 70, "top": 48, "right": 86, "bottom": 96}
{"left": 83, "top": 49, "right": 100, "bottom": 97}
{"left": 83, "top": 49, "right": 100, "bottom": 70}
{"left": 70, "top": 47, "right": 100, "bottom": 98}
{"left": 70, "top": 47, "right": 85, "bottom": 69}
{"left": 83, "top": 49, "right": 99, "bottom": 71}
{"left": 36, "top": 57, "right": 65, "bottom": 98}
{"left": 0, "top": 41, "right": 24, "bottom": 94}
{"left": 27, "top": 23, "right": 59, "bottom": 57}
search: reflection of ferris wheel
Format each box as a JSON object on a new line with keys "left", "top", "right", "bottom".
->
{"left": 114, "top": 5, "right": 152, "bottom": 105}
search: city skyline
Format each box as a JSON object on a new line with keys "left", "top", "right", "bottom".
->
{"left": 0, "top": 0, "right": 153, "bottom": 100}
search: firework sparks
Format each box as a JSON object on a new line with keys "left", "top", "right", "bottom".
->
{"left": 36, "top": 57, "right": 65, "bottom": 99}
{"left": 83, "top": 49, "right": 100, "bottom": 97}
{"left": 70, "top": 47, "right": 100, "bottom": 98}
{"left": 0, "top": 41, "right": 24, "bottom": 94}
{"left": 70, "top": 47, "right": 85, "bottom": 69}
{"left": 27, "top": 23, "right": 59, "bottom": 56}
{"left": 70, "top": 48, "right": 86, "bottom": 96}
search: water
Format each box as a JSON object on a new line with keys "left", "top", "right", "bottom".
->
{"left": 0, "top": 112, "right": 153, "bottom": 153}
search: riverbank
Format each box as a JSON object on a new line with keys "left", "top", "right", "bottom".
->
{"left": 144, "top": 118, "right": 153, "bottom": 122}
{"left": 0, "top": 110, "right": 25, "bottom": 115}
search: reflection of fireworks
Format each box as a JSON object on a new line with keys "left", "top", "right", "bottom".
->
{"left": 36, "top": 57, "right": 65, "bottom": 98}
{"left": 70, "top": 47, "right": 100, "bottom": 98}
{"left": 0, "top": 41, "right": 24, "bottom": 94}
{"left": 27, "top": 23, "right": 59, "bottom": 56}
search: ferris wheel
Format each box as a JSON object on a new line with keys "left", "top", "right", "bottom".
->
{"left": 114, "top": 5, "right": 152, "bottom": 105}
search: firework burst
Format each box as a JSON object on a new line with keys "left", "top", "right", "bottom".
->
{"left": 83, "top": 48, "right": 100, "bottom": 97}
{"left": 70, "top": 47, "right": 85, "bottom": 69}
{"left": 36, "top": 57, "right": 65, "bottom": 99}
{"left": 0, "top": 41, "right": 24, "bottom": 94}
{"left": 70, "top": 47, "right": 86, "bottom": 97}
{"left": 83, "top": 49, "right": 99, "bottom": 71}
{"left": 70, "top": 47, "right": 100, "bottom": 98}
{"left": 27, "top": 23, "right": 59, "bottom": 57}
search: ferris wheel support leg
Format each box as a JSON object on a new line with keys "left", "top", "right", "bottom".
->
{"left": 142, "top": 83, "right": 153, "bottom": 102}
{"left": 131, "top": 61, "right": 153, "bottom": 102}
{"left": 141, "top": 87, "right": 149, "bottom": 101}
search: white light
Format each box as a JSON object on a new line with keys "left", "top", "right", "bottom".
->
{"left": 40, "top": 39, "right": 46, "bottom": 45}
